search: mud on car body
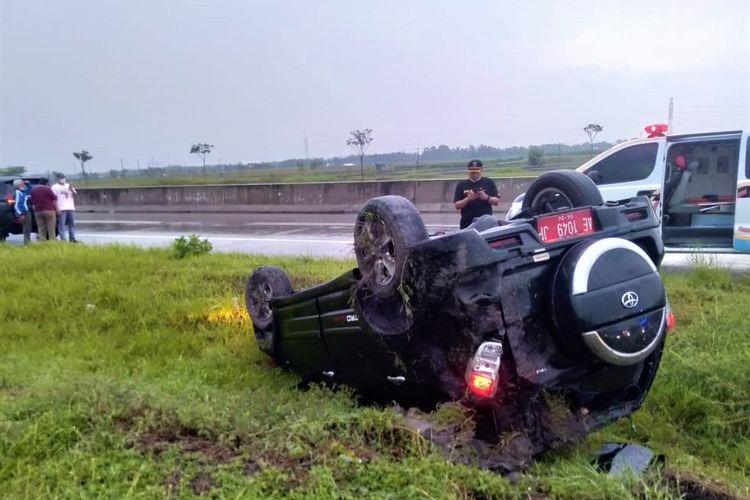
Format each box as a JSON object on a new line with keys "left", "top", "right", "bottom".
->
{"left": 245, "top": 171, "right": 673, "bottom": 459}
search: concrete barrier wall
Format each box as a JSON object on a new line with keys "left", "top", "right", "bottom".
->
{"left": 76, "top": 177, "right": 535, "bottom": 214}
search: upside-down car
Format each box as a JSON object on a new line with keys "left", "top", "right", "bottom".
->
{"left": 245, "top": 171, "right": 674, "bottom": 456}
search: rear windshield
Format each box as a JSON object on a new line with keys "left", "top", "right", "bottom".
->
{"left": 587, "top": 143, "right": 659, "bottom": 184}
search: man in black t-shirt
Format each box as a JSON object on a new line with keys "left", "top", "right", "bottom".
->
{"left": 453, "top": 159, "right": 499, "bottom": 229}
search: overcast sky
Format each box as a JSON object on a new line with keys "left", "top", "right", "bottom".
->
{"left": 1, "top": 0, "right": 748, "bottom": 173}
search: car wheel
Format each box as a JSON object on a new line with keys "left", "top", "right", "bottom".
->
{"left": 245, "top": 265, "right": 293, "bottom": 355}
{"left": 522, "top": 170, "right": 603, "bottom": 214}
{"left": 354, "top": 196, "right": 428, "bottom": 299}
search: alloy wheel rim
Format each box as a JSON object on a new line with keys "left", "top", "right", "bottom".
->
{"left": 532, "top": 187, "right": 574, "bottom": 213}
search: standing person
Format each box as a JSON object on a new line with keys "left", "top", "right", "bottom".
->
{"left": 29, "top": 178, "right": 57, "bottom": 241}
{"left": 12, "top": 179, "right": 32, "bottom": 244}
{"left": 51, "top": 174, "right": 78, "bottom": 242}
{"left": 453, "top": 159, "right": 499, "bottom": 229}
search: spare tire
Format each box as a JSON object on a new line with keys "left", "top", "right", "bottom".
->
{"left": 245, "top": 265, "right": 293, "bottom": 356}
{"left": 522, "top": 170, "right": 603, "bottom": 215}
{"left": 551, "top": 237, "right": 667, "bottom": 366}
{"left": 354, "top": 196, "right": 428, "bottom": 299}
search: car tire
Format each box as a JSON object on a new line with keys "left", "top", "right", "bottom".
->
{"left": 245, "top": 265, "right": 293, "bottom": 355}
{"left": 354, "top": 195, "right": 428, "bottom": 299}
{"left": 522, "top": 170, "right": 603, "bottom": 214}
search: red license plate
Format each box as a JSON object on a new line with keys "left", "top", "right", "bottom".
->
{"left": 536, "top": 207, "right": 595, "bottom": 244}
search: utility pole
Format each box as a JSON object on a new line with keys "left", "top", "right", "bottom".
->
{"left": 120, "top": 158, "right": 125, "bottom": 178}
{"left": 305, "top": 137, "right": 309, "bottom": 167}
{"left": 668, "top": 97, "right": 674, "bottom": 132}
{"left": 413, "top": 147, "right": 422, "bottom": 204}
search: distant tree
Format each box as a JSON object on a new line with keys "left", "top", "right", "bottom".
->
{"left": 346, "top": 129, "right": 373, "bottom": 182}
{"left": 51, "top": 171, "right": 65, "bottom": 179}
{"left": 0, "top": 166, "right": 26, "bottom": 176}
{"left": 583, "top": 123, "right": 603, "bottom": 155}
{"left": 528, "top": 146, "right": 545, "bottom": 167}
{"left": 190, "top": 143, "right": 214, "bottom": 177}
{"left": 296, "top": 161, "right": 305, "bottom": 171}
{"left": 109, "top": 169, "right": 120, "bottom": 178}
{"left": 73, "top": 150, "right": 93, "bottom": 183}
{"left": 309, "top": 160, "right": 321, "bottom": 170}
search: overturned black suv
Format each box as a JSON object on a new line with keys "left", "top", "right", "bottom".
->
{"left": 245, "top": 171, "right": 673, "bottom": 459}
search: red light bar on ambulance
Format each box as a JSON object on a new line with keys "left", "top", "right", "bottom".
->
{"left": 465, "top": 341, "right": 503, "bottom": 398}
{"left": 645, "top": 123, "right": 668, "bottom": 138}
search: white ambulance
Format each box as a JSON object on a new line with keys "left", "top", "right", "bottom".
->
{"left": 507, "top": 124, "right": 750, "bottom": 252}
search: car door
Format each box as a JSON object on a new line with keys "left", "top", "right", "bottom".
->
{"left": 317, "top": 288, "right": 407, "bottom": 392}
{"left": 577, "top": 140, "right": 665, "bottom": 204}
{"left": 734, "top": 132, "right": 750, "bottom": 252}
{"left": 274, "top": 294, "right": 334, "bottom": 380}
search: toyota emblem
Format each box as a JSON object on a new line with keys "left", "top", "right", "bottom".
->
{"left": 621, "top": 291, "right": 639, "bottom": 309}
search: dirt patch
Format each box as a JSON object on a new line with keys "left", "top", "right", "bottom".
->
{"left": 189, "top": 472, "right": 215, "bottom": 496}
{"left": 135, "top": 424, "right": 238, "bottom": 463}
{"left": 0, "top": 381, "right": 24, "bottom": 397}
{"left": 261, "top": 450, "right": 313, "bottom": 488}
{"left": 243, "top": 459, "right": 261, "bottom": 476}
{"left": 662, "top": 470, "right": 741, "bottom": 500}
{"left": 162, "top": 470, "right": 181, "bottom": 498}
{"left": 396, "top": 396, "right": 587, "bottom": 475}
{"left": 324, "top": 416, "right": 424, "bottom": 461}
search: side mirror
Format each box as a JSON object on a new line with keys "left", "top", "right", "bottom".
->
{"left": 586, "top": 170, "right": 602, "bottom": 185}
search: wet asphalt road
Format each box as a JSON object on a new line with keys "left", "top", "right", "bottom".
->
{"left": 4, "top": 211, "right": 750, "bottom": 272}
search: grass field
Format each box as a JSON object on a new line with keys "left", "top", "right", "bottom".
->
{"left": 1, "top": 244, "right": 748, "bottom": 498}
{"left": 76, "top": 153, "right": 594, "bottom": 189}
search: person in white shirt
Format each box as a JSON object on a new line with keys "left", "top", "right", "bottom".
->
{"left": 51, "top": 174, "right": 78, "bottom": 242}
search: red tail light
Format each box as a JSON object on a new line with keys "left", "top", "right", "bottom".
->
{"left": 465, "top": 341, "right": 503, "bottom": 398}
{"left": 469, "top": 374, "right": 495, "bottom": 397}
{"left": 666, "top": 310, "right": 676, "bottom": 331}
{"left": 4, "top": 194, "right": 13, "bottom": 205}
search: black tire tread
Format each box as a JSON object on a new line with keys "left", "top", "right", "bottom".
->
{"left": 245, "top": 265, "right": 293, "bottom": 355}
{"left": 354, "top": 195, "right": 428, "bottom": 299}
{"left": 522, "top": 170, "right": 603, "bottom": 212}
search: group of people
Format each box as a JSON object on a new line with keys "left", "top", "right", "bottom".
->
{"left": 12, "top": 162, "right": 496, "bottom": 243}
{"left": 12, "top": 174, "right": 78, "bottom": 244}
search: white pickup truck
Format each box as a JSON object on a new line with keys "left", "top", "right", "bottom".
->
{"left": 507, "top": 124, "right": 750, "bottom": 252}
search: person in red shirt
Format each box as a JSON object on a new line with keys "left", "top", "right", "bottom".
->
{"left": 29, "top": 178, "right": 58, "bottom": 241}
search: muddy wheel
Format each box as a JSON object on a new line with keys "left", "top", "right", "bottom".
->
{"left": 354, "top": 196, "right": 428, "bottom": 299}
{"left": 522, "top": 170, "right": 603, "bottom": 215}
{"left": 245, "top": 265, "right": 293, "bottom": 355}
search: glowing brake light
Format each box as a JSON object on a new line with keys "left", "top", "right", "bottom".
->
{"left": 469, "top": 374, "right": 495, "bottom": 396}
{"left": 666, "top": 310, "right": 676, "bottom": 331}
{"left": 645, "top": 123, "right": 668, "bottom": 138}
{"left": 465, "top": 341, "right": 503, "bottom": 398}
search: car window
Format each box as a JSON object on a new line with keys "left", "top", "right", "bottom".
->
{"left": 746, "top": 136, "right": 750, "bottom": 178}
{"left": 585, "top": 143, "right": 659, "bottom": 184}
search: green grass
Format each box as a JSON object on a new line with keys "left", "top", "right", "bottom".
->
{"left": 1, "top": 244, "right": 748, "bottom": 498}
{"left": 79, "top": 153, "right": 596, "bottom": 188}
